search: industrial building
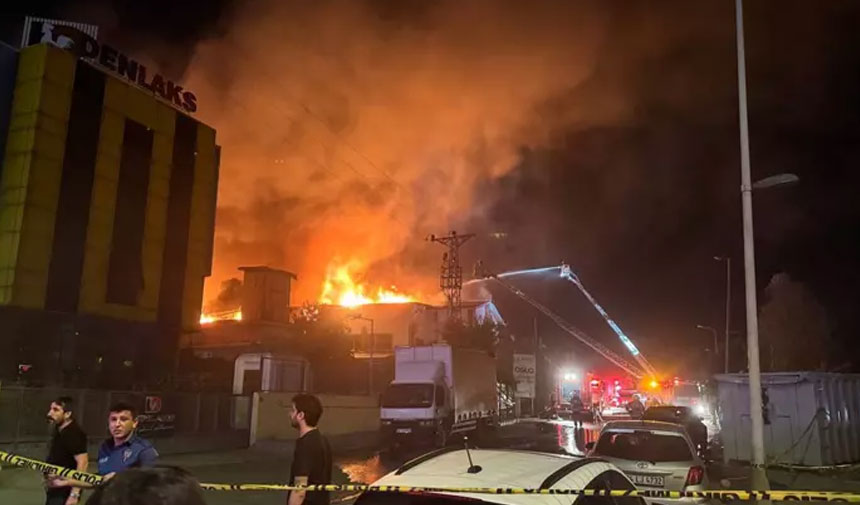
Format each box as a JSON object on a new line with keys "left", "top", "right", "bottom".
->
{"left": 0, "top": 40, "right": 220, "bottom": 387}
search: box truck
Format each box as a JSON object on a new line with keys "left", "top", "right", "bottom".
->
{"left": 380, "top": 345, "right": 498, "bottom": 449}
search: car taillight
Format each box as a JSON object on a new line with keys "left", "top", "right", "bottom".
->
{"left": 685, "top": 465, "right": 705, "bottom": 486}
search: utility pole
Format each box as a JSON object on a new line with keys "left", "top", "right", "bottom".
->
{"left": 428, "top": 231, "right": 475, "bottom": 318}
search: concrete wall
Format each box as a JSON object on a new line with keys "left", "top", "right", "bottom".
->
{"left": 251, "top": 392, "right": 379, "bottom": 446}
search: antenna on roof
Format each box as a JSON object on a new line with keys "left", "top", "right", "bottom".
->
{"left": 463, "top": 436, "right": 482, "bottom": 474}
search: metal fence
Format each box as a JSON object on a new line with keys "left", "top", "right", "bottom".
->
{"left": 0, "top": 386, "right": 251, "bottom": 447}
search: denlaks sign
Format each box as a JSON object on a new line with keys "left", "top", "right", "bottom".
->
{"left": 26, "top": 20, "right": 197, "bottom": 113}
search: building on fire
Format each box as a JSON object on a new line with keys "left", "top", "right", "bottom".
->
{"left": 0, "top": 37, "right": 219, "bottom": 387}
{"left": 182, "top": 266, "right": 506, "bottom": 394}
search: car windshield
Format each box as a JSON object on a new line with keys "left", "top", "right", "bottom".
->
{"left": 642, "top": 407, "right": 692, "bottom": 422}
{"left": 381, "top": 384, "right": 434, "bottom": 409}
{"left": 594, "top": 430, "right": 693, "bottom": 462}
{"left": 355, "top": 491, "right": 499, "bottom": 505}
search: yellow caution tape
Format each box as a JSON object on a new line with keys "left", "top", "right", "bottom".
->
{"left": 3, "top": 450, "right": 859, "bottom": 501}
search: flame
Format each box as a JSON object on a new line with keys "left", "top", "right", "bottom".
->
{"left": 319, "top": 263, "right": 416, "bottom": 307}
{"left": 200, "top": 310, "right": 242, "bottom": 325}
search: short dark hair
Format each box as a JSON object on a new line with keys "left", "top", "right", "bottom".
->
{"left": 292, "top": 394, "right": 323, "bottom": 427}
{"left": 53, "top": 396, "right": 75, "bottom": 416}
{"left": 109, "top": 402, "right": 137, "bottom": 418}
{"left": 87, "top": 466, "right": 205, "bottom": 505}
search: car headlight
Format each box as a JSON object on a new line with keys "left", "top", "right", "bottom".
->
{"left": 694, "top": 404, "right": 707, "bottom": 416}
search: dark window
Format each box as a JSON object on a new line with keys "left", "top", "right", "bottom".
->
{"left": 381, "top": 384, "right": 434, "bottom": 409}
{"left": 574, "top": 470, "right": 645, "bottom": 505}
{"left": 593, "top": 431, "right": 693, "bottom": 462}
{"left": 157, "top": 113, "right": 197, "bottom": 327}
{"left": 434, "top": 385, "right": 445, "bottom": 406}
{"left": 45, "top": 62, "right": 105, "bottom": 311}
{"left": 106, "top": 119, "right": 152, "bottom": 305}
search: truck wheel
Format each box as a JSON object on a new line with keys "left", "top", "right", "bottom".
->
{"left": 434, "top": 426, "right": 448, "bottom": 448}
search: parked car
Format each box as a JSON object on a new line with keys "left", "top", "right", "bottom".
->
{"left": 586, "top": 420, "right": 708, "bottom": 500}
{"left": 641, "top": 406, "right": 707, "bottom": 454}
{"left": 355, "top": 447, "right": 645, "bottom": 505}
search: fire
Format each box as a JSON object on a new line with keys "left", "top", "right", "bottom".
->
{"left": 199, "top": 310, "right": 242, "bottom": 325}
{"left": 319, "top": 263, "right": 416, "bottom": 307}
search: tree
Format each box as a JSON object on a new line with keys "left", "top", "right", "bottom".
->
{"left": 441, "top": 320, "right": 502, "bottom": 354}
{"left": 758, "top": 273, "right": 831, "bottom": 371}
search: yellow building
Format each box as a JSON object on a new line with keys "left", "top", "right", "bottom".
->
{"left": 0, "top": 42, "right": 219, "bottom": 386}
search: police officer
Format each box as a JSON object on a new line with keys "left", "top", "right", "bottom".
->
{"left": 96, "top": 402, "right": 158, "bottom": 477}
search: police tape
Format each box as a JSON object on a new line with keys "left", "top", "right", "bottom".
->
{"left": 3, "top": 450, "right": 860, "bottom": 501}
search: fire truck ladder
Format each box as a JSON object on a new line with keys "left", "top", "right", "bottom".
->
{"left": 483, "top": 271, "right": 646, "bottom": 379}
{"left": 559, "top": 264, "right": 659, "bottom": 378}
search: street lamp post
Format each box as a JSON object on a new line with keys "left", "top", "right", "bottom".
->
{"left": 714, "top": 256, "right": 731, "bottom": 373}
{"left": 735, "top": 0, "right": 768, "bottom": 488}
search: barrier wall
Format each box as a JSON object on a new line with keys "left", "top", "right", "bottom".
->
{"left": 251, "top": 392, "right": 379, "bottom": 445}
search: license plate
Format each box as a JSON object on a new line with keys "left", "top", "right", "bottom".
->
{"left": 629, "top": 473, "right": 665, "bottom": 487}
{"left": 395, "top": 428, "right": 412, "bottom": 434}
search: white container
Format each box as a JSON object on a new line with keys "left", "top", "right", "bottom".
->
{"left": 715, "top": 372, "right": 860, "bottom": 466}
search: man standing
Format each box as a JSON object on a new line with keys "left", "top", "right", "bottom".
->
{"left": 288, "top": 394, "right": 332, "bottom": 505}
{"left": 96, "top": 402, "right": 158, "bottom": 477}
{"left": 45, "top": 396, "right": 88, "bottom": 505}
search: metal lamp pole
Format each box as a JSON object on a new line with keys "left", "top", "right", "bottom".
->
{"left": 714, "top": 256, "right": 731, "bottom": 373}
{"left": 734, "top": 0, "right": 768, "bottom": 489}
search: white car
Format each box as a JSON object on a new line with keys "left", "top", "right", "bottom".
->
{"left": 587, "top": 421, "right": 708, "bottom": 498}
{"left": 354, "top": 447, "right": 646, "bottom": 505}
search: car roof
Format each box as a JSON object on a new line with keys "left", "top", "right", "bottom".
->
{"left": 601, "top": 420, "right": 689, "bottom": 435}
{"left": 373, "top": 449, "right": 624, "bottom": 505}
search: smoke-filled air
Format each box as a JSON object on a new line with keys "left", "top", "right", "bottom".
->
{"left": 186, "top": 0, "right": 619, "bottom": 307}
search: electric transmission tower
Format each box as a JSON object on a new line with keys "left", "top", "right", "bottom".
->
{"left": 428, "top": 231, "right": 475, "bottom": 318}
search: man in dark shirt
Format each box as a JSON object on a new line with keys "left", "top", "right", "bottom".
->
{"left": 288, "top": 394, "right": 332, "bottom": 505}
{"left": 45, "top": 396, "right": 88, "bottom": 505}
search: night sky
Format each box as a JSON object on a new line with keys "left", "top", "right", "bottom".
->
{"left": 6, "top": 1, "right": 860, "bottom": 375}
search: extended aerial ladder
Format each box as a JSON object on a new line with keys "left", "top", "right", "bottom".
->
{"left": 558, "top": 264, "right": 659, "bottom": 378}
{"left": 475, "top": 263, "right": 657, "bottom": 379}
{"left": 476, "top": 264, "right": 646, "bottom": 378}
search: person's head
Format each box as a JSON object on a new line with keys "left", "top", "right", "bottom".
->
{"left": 108, "top": 402, "right": 138, "bottom": 441}
{"left": 290, "top": 394, "right": 323, "bottom": 429}
{"left": 47, "top": 396, "right": 75, "bottom": 426}
{"left": 87, "top": 466, "right": 205, "bottom": 505}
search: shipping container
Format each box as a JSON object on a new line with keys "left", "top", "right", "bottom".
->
{"left": 715, "top": 372, "right": 860, "bottom": 466}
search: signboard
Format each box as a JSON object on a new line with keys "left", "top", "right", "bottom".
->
{"left": 138, "top": 395, "right": 175, "bottom": 437}
{"left": 20, "top": 17, "right": 197, "bottom": 113}
{"left": 513, "top": 353, "right": 536, "bottom": 398}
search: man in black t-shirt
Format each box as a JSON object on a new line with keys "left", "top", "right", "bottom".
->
{"left": 44, "top": 396, "right": 89, "bottom": 505}
{"left": 288, "top": 394, "right": 332, "bottom": 505}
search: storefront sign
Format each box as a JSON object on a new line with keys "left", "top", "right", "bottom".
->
{"left": 513, "top": 353, "right": 536, "bottom": 398}
{"left": 22, "top": 18, "right": 197, "bottom": 113}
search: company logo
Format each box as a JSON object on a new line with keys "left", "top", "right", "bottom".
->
{"left": 636, "top": 461, "right": 651, "bottom": 469}
{"left": 144, "top": 396, "right": 162, "bottom": 414}
{"left": 29, "top": 21, "right": 197, "bottom": 113}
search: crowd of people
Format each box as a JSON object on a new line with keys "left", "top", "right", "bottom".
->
{"left": 42, "top": 393, "right": 332, "bottom": 505}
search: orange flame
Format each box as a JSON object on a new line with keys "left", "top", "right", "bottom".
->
{"left": 319, "top": 262, "right": 416, "bottom": 307}
{"left": 200, "top": 309, "right": 242, "bottom": 325}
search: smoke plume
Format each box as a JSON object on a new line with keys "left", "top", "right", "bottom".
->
{"left": 185, "top": 0, "right": 616, "bottom": 304}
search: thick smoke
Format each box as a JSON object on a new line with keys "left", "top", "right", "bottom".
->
{"left": 185, "top": 0, "right": 616, "bottom": 304}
